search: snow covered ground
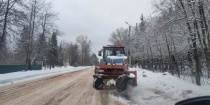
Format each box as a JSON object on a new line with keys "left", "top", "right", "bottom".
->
{"left": 1, "top": 66, "right": 209, "bottom": 105}
{"left": 0, "top": 66, "right": 91, "bottom": 86}
{"left": 115, "top": 68, "right": 210, "bottom": 105}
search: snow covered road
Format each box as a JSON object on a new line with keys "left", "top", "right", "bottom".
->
{"left": 0, "top": 67, "right": 126, "bottom": 105}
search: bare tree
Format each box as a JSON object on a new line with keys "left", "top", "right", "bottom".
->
{"left": 0, "top": 0, "right": 18, "bottom": 64}
{"left": 13, "top": 0, "right": 58, "bottom": 69}
{"left": 109, "top": 27, "right": 128, "bottom": 46}
{"left": 107, "top": 0, "right": 207, "bottom": 86}
{"left": 76, "top": 35, "right": 92, "bottom": 66}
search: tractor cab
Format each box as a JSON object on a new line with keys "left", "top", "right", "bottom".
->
{"left": 98, "top": 45, "right": 127, "bottom": 65}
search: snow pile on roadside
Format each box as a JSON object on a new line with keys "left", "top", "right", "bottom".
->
{"left": 125, "top": 68, "right": 210, "bottom": 105}
{"left": 110, "top": 94, "right": 131, "bottom": 104}
{"left": 0, "top": 66, "right": 91, "bottom": 86}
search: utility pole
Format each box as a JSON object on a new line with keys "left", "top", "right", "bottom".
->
{"left": 125, "top": 22, "right": 132, "bottom": 67}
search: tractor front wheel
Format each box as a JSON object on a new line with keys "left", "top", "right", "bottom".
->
{"left": 116, "top": 76, "right": 128, "bottom": 92}
{"left": 93, "top": 77, "right": 104, "bottom": 90}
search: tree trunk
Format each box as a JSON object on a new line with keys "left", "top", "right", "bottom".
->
{"left": 164, "top": 33, "right": 174, "bottom": 75}
{"left": 170, "top": 28, "right": 180, "bottom": 78}
{"left": 179, "top": 0, "right": 201, "bottom": 85}
{"left": 0, "top": 0, "right": 10, "bottom": 51}
{"left": 198, "top": 0, "right": 210, "bottom": 78}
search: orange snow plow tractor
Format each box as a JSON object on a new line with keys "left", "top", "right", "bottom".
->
{"left": 93, "top": 45, "right": 137, "bottom": 92}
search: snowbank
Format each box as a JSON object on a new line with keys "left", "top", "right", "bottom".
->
{"left": 126, "top": 68, "right": 210, "bottom": 105}
{"left": 0, "top": 66, "right": 91, "bottom": 86}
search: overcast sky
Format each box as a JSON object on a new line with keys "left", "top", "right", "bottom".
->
{"left": 51, "top": 0, "right": 153, "bottom": 54}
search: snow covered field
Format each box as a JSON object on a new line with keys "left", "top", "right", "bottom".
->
{"left": 116, "top": 68, "right": 210, "bottom": 105}
{"left": 0, "top": 66, "right": 90, "bottom": 86}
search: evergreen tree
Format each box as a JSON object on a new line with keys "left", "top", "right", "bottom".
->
{"left": 58, "top": 42, "right": 64, "bottom": 66}
{"left": 50, "top": 32, "right": 58, "bottom": 68}
{"left": 70, "top": 44, "right": 79, "bottom": 66}
{"left": 89, "top": 53, "right": 98, "bottom": 66}
{"left": 46, "top": 38, "right": 52, "bottom": 69}
{"left": 16, "top": 26, "right": 29, "bottom": 65}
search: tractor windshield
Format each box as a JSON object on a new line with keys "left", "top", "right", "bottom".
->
{"left": 103, "top": 47, "right": 125, "bottom": 59}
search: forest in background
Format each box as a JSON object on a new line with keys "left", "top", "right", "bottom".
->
{"left": 0, "top": 0, "right": 97, "bottom": 69}
{"left": 109, "top": 0, "right": 210, "bottom": 86}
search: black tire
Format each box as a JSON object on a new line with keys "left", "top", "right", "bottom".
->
{"left": 127, "top": 78, "right": 135, "bottom": 86}
{"left": 116, "top": 76, "right": 128, "bottom": 92}
{"left": 93, "top": 77, "right": 104, "bottom": 90}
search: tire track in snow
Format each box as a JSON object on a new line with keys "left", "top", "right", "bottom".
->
{"left": 0, "top": 68, "right": 126, "bottom": 105}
